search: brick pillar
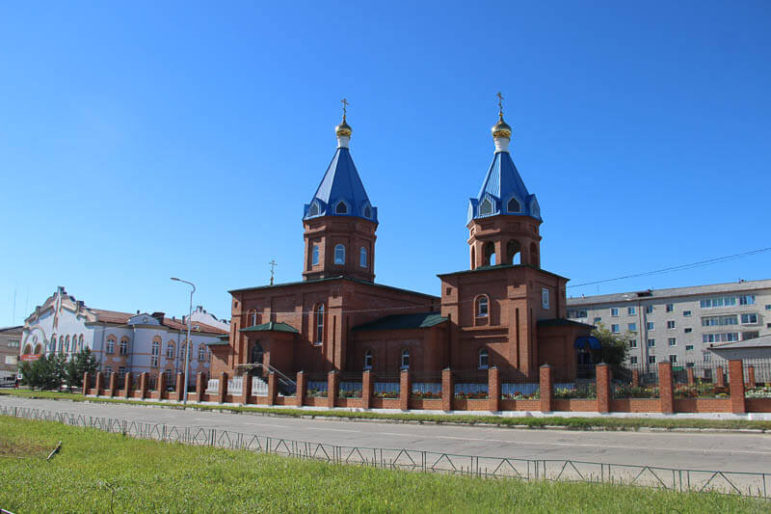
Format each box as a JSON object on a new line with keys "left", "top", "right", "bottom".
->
{"left": 441, "top": 368, "right": 454, "bottom": 411}
{"left": 399, "top": 369, "right": 410, "bottom": 411}
{"left": 95, "top": 372, "right": 104, "bottom": 396}
{"left": 109, "top": 372, "right": 117, "bottom": 397}
{"left": 747, "top": 365, "right": 756, "bottom": 388}
{"left": 728, "top": 360, "right": 746, "bottom": 414}
{"left": 632, "top": 369, "right": 639, "bottom": 388}
{"left": 139, "top": 372, "right": 148, "bottom": 399}
{"left": 296, "top": 371, "right": 305, "bottom": 407}
{"left": 596, "top": 363, "right": 611, "bottom": 414}
{"left": 362, "top": 370, "right": 373, "bottom": 409}
{"left": 82, "top": 372, "right": 90, "bottom": 395}
{"left": 195, "top": 372, "right": 206, "bottom": 401}
{"left": 539, "top": 364, "right": 553, "bottom": 413}
{"left": 218, "top": 372, "right": 228, "bottom": 403}
{"left": 488, "top": 367, "right": 500, "bottom": 412}
{"left": 686, "top": 367, "right": 695, "bottom": 386}
{"left": 716, "top": 366, "right": 726, "bottom": 388}
{"left": 157, "top": 372, "right": 166, "bottom": 400}
{"left": 327, "top": 371, "right": 339, "bottom": 409}
{"left": 176, "top": 373, "right": 184, "bottom": 401}
{"left": 268, "top": 373, "right": 277, "bottom": 406}
{"left": 124, "top": 372, "right": 133, "bottom": 399}
{"left": 242, "top": 374, "right": 252, "bottom": 405}
{"left": 658, "top": 362, "right": 674, "bottom": 414}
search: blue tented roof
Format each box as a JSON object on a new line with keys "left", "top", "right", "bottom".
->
{"left": 303, "top": 147, "right": 378, "bottom": 222}
{"left": 468, "top": 150, "right": 540, "bottom": 222}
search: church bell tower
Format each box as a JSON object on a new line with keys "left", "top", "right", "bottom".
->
{"left": 302, "top": 101, "right": 378, "bottom": 283}
{"left": 467, "top": 93, "right": 542, "bottom": 270}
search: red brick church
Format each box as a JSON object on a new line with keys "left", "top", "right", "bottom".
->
{"left": 209, "top": 103, "right": 592, "bottom": 382}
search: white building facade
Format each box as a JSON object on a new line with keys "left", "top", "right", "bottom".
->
{"left": 567, "top": 279, "right": 771, "bottom": 370}
{"left": 20, "top": 287, "right": 228, "bottom": 385}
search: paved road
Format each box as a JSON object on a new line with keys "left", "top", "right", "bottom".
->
{"left": 2, "top": 396, "right": 770, "bottom": 473}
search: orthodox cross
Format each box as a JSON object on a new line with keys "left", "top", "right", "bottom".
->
{"left": 269, "top": 260, "right": 277, "bottom": 286}
{"left": 341, "top": 98, "right": 349, "bottom": 119}
{"left": 496, "top": 91, "right": 504, "bottom": 117}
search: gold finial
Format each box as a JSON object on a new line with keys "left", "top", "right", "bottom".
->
{"left": 336, "top": 98, "right": 352, "bottom": 137}
{"left": 492, "top": 91, "right": 512, "bottom": 139}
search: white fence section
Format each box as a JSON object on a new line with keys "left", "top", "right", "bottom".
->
{"left": 252, "top": 377, "right": 269, "bottom": 397}
{"left": 228, "top": 377, "right": 243, "bottom": 396}
{"left": 206, "top": 379, "right": 219, "bottom": 393}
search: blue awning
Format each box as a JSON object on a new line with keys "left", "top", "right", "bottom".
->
{"left": 574, "top": 336, "right": 602, "bottom": 350}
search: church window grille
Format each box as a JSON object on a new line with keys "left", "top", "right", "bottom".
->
{"left": 334, "top": 244, "right": 345, "bottom": 265}
{"left": 314, "top": 304, "right": 325, "bottom": 345}
{"left": 478, "top": 349, "right": 489, "bottom": 370}
{"left": 360, "top": 247, "right": 367, "bottom": 268}
{"left": 151, "top": 341, "right": 160, "bottom": 367}
{"left": 312, "top": 245, "right": 319, "bottom": 266}
{"left": 476, "top": 296, "right": 489, "bottom": 317}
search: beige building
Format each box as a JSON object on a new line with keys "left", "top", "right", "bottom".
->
{"left": 566, "top": 279, "right": 771, "bottom": 370}
{"left": 0, "top": 326, "right": 23, "bottom": 383}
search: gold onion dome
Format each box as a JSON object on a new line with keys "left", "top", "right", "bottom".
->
{"left": 491, "top": 114, "right": 512, "bottom": 139}
{"left": 336, "top": 116, "right": 352, "bottom": 137}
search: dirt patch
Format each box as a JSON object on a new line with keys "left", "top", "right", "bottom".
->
{"left": 0, "top": 438, "right": 54, "bottom": 459}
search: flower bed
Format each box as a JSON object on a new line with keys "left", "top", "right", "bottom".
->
{"left": 746, "top": 384, "right": 771, "bottom": 399}
{"left": 410, "top": 391, "right": 441, "bottom": 399}
{"left": 554, "top": 383, "right": 596, "bottom": 400}
{"left": 673, "top": 382, "right": 728, "bottom": 399}
{"left": 613, "top": 384, "right": 659, "bottom": 399}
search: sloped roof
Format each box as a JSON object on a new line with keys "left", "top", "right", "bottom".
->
{"left": 537, "top": 318, "right": 595, "bottom": 329}
{"left": 468, "top": 150, "right": 540, "bottom": 221}
{"left": 91, "top": 309, "right": 133, "bottom": 324}
{"left": 303, "top": 147, "right": 378, "bottom": 222}
{"left": 353, "top": 312, "right": 448, "bottom": 332}
{"left": 240, "top": 321, "right": 299, "bottom": 334}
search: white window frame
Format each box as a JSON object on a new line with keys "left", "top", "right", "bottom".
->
{"left": 312, "top": 244, "right": 320, "bottom": 266}
{"left": 542, "top": 288, "right": 550, "bottom": 310}
{"left": 359, "top": 247, "right": 367, "bottom": 268}
{"left": 478, "top": 349, "right": 489, "bottom": 370}
{"left": 334, "top": 244, "right": 345, "bottom": 265}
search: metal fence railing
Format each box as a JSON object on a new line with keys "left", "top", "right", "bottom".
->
{"left": 0, "top": 405, "right": 768, "bottom": 498}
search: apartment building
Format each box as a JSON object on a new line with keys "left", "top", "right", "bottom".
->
{"left": 0, "top": 326, "right": 23, "bottom": 383}
{"left": 566, "top": 279, "right": 771, "bottom": 370}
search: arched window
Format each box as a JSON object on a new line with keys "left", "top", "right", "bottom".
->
{"left": 33, "top": 344, "right": 42, "bottom": 354}
{"left": 179, "top": 341, "right": 187, "bottom": 360}
{"left": 314, "top": 304, "right": 325, "bottom": 345}
{"left": 483, "top": 242, "right": 495, "bottom": 266}
{"left": 363, "top": 205, "right": 372, "bottom": 218}
{"left": 309, "top": 201, "right": 320, "bottom": 217}
{"left": 119, "top": 339, "right": 128, "bottom": 356}
{"left": 400, "top": 349, "right": 410, "bottom": 369}
{"left": 23, "top": 344, "right": 32, "bottom": 355}
{"left": 507, "top": 197, "right": 521, "bottom": 213}
{"left": 335, "top": 201, "right": 348, "bottom": 214}
{"left": 198, "top": 344, "right": 206, "bottom": 362}
{"left": 506, "top": 240, "right": 521, "bottom": 265}
{"left": 249, "top": 310, "right": 259, "bottom": 326}
{"left": 359, "top": 247, "right": 367, "bottom": 268}
{"left": 312, "top": 244, "right": 320, "bottom": 266}
{"left": 334, "top": 244, "right": 345, "bottom": 265}
{"left": 50, "top": 334, "right": 56, "bottom": 353}
{"left": 151, "top": 341, "right": 160, "bottom": 367}
{"left": 64, "top": 335, "right": 70, "bottom": 353}
{"left": 479, "top": 197, "right": 493, "bottom": 216}
{"left": 476, "top": 296, "right": 489, "bottom": 317}
{"left": 71, "top": 334, "right": 77, "bottom": 352}
{"left": 78, "top": 334, "right": 84, "bottom": 351}
{"left": 166, "top": 342, "right": 175, "bottom": 359}
{"left": 106, "top": 338, "right": 115, "bottom": 354}
{"left": 478, "top": 349, "right": 489, "bottom": 369}
{"left": 58, "top": 336, "right": 64, "bottom": 353}
{"left": 364, "top": 350, "right": 373, "bottom": 370}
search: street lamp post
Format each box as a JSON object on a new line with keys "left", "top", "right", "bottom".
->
{"left": 171, "top": 277, "right": 196, "bottom": 405}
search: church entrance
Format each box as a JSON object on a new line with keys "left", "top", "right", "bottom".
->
{"left": 250, "top": 342, "right": 264, "bottom": 373}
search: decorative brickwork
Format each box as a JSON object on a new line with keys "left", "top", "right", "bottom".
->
{"left": 399, "top": 369, "right": 410, "bottom": 411}
{"left": 539, "top": 364, "right": 552, "bottom": 413}
{"left": 442, "top": 368, "right": 453, "bottom": 411}
{"left": 295, "top": 371, "right": 306, "bottom": 407}
{"left": 327, "top": 371, "right": 339, "bottom": 409}
{"left": 362, "top": 370, "right": 372, "bottom": 409}
{"left": 488, "top": 366, "right": 500, "bottom": 412}
{"left": 596, "top": 363, "right": 611, "bottom": 413}
{"left": 658, "top": 362, "right": 674, "bottom": 414}
{"left": 728, "top": 360, "right": 745, "bottom": 414}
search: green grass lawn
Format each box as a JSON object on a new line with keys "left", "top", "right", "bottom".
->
{"left": 0, "top": 416, "right": 766, "bottom": 513}
{"left": 2, "top": 387, "right": 771, "bottom": 432}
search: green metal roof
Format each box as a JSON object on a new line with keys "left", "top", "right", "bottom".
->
{"left": 353, "top": 312, "right": 448, "bottom": 332}
{"left": 437, "top": 264, "right": 568, "bottom": 281}
{"left": 240, "top": 321, "right": 299, "bottom": 334}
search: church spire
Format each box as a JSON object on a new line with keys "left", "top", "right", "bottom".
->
{"left": 335, "top": 98, "right": 352, "bottom": 148}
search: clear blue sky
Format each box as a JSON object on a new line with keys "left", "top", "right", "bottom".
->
{"left": 1, "top": 1, "right": 770, "bottom": 325}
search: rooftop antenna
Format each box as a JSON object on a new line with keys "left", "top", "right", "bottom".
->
{"left": 269, "top": 260, "right": 277, "bottom": 286}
